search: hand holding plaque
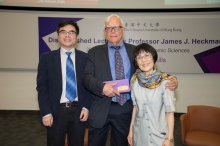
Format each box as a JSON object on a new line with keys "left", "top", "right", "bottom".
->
{"left": 103, "top": 79, "right": 130, "bottom": 93}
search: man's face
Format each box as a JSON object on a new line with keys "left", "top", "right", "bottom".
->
{"left": 104, "top": 16, "right": 125, "bottom": 46}
{"left": 58, "top": 24, "right": 78, "bottom": 50}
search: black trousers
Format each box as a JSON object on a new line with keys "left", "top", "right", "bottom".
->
{"left": 88, "top": 100, "right": 133, "bottom": 146}
{"left": 47, "top": 106, "right": 85, "bottom": 146}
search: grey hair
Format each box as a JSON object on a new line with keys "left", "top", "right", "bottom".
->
{"left": 105, "top": 14, "right": 124, "bottom": 27}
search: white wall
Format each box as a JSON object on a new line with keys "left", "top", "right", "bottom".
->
{"left": 173, "top": 73, "right": 220, "bottom": 112}
{"left": 0, "top": 70, "right": 39, "bottom": 110}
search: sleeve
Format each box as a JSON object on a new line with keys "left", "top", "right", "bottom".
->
{"left": 36, "top": 54, "right": 52, "bottom": 117}
{"left": 131, "top": 81, "right": 137, "bottom": 106}
{"left": 162, "top": 80, "right": 176, "bottom": 112}
{"left": 82, "top": 48, "right": 105, "bottom": 97}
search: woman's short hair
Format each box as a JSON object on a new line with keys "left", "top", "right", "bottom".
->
{"left": 133, "top": 43, "right": 158, "bottom": 69}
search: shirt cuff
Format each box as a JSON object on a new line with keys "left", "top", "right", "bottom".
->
{"left": 43, "top": 113, "right": 52, "bottom": 118}
{"left": 82, "top": 107, "right": 89, "bottom": 111}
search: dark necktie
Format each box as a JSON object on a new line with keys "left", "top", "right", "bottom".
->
{"left": 114, "top": 46, "right": 127, "bottom": 106}
{"left": 66, "top": 52, "right": 76, "bottom": 102}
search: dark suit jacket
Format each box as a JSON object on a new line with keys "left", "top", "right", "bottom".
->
{"left": 83, "top": 43, "right": 135, "bottom": 128}
{"left": 37, "top": 48, "right": 90, "bottom": 127}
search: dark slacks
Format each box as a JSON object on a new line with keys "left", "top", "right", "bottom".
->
{"left": 88, "top": 100, "right": 133, "bottom": 146}
{"left": 47, "top": 106, "right": 85, "bottom": 146}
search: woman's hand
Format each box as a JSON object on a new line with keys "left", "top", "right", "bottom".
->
{"left": 127, "top": 131, "right": 133, "bottom": 146}
{"left": 162, "top": 139, "right": 173, "bottom": 146}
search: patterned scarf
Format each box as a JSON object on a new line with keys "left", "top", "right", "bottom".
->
{"left": 130, "top": 68, "right": 169, "bottom": 89}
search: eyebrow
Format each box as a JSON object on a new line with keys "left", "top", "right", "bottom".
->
{"left": 59, "top": 30, "right": 76, "bottom": 32}
{"left": 138, "top": 53, "right": 150, "bottom": 55}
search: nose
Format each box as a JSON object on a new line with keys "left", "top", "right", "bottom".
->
{"left": 142, "top": 56, "right": 147, "bottom": 61}
{"left": 110, "top": 28, "right": 116, "bottom": 32}
{"left": 65, "top": 33, "right": 70, "bottom": 36}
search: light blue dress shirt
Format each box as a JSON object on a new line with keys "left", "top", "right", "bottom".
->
{"left": 107, "top": 42, "right": 131, "bottom": 102}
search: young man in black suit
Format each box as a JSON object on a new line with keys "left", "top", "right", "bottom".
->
{"left": 37, "top": 20, "right": 90, "bottom": 146}
{"left": 83, "top": 14, "right": 178, "bottom": 146}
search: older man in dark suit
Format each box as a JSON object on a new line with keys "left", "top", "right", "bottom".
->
{"left": 83, "top": 14, "right": 178, "bottom": 146}
{"left": 37, "top": 20, "right": 90, "bottom": 146}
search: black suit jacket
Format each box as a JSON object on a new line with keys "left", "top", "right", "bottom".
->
{"left": 83, "top": 43, "right": 135, "bottom": 128}
{"left": 37, "top": 48, "right": 90, "bottom": 127}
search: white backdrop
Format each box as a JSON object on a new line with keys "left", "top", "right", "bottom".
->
{"left": 41, "top": 16, "right": 220, "bottom": 73}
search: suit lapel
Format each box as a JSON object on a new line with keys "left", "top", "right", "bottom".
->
{"left": 100, "top": 44, "right": 113, "bottom": 80}
{"left": 75, "top": 49, "right": 83, "bottom": 94}
{"left": 75, "top": 49, "right": 81, "bottom": 81}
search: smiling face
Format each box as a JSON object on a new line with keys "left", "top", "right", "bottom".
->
{"left": 104, "top": 16, "right": 125, "bottom": 46}
{"left": 136, "top": 51, "right": 155, "bottom": 76}
{"left": 58, "top": 24, "right": 79, "bottom": 51}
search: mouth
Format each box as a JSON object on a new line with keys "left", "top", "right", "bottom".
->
{"left": 110, "top": 35, "right": 117, "bottom": 38}
{"left": 141, "top": 63, "right": 149, "bottom": 67}
{"left": 64, "top": 38, "right": 71, "bottom": 42}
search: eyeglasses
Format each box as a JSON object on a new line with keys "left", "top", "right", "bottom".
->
{"left": 59, "top": 30, "right": 77, "bottom": 35}
{"left": 135, "top": 53, "right": 152, "bottom": 62}
{"left": 105, "top": 26, "right": 123, "bottom": 32}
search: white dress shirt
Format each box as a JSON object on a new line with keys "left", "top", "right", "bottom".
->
{"left": 60, "top": 47, "right": 78, "bottom": 103}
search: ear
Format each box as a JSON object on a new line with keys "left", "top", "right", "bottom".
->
{"left": 103, "top": 29, "right": 106, "bottom": 34}
{"left": 122, "top": 27, "right": 125, "bottom": 34}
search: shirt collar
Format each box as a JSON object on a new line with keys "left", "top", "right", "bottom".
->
{"left": 107, "top": 41, "right": 124, "bottom": 49}
{"left": 60, "top": 47, "right": 75, "bottom": 56}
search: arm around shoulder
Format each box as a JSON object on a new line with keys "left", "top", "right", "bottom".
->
{"left": 166, "top": 75, "right": 178, "bottom": 91}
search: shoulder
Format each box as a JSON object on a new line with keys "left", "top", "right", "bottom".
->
{"left": 40, "top": 49, "right": 59, "bottom": 58}
{"left": 89, "top": 44, "right": 107, "bottom": 52}
{"left": 75, "top": 49, "right": 87, "bottom": 56}
{"left": 131, "top": 78, "right": 139, "bottom": 89}
{"left": 124, "top": 43, "right": 135, "bottom": 55}
{"left": 162, "top": 79, "right": 170, "bottom": 84}
{"left": 160, "top": 79, "right": 169, "bottom": 87}
{"left": 160, "top": 79, "right": 174, "bottom": 93}
{"left": 124, "top": 43, "right": 135, "bottom": 49}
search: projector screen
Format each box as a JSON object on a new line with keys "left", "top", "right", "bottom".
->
{"left": 0, "top": 0, "right": 220, "bottom": 9}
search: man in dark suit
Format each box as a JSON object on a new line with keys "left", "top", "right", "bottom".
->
{"left": 83, "top": 14, "right": 178, "bottom": 146}
{"left": 37, "top": 20, "right": 90, "bottom": 146}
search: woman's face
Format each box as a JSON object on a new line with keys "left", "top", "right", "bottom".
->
{"left": 136, "top": 51, "right": 154, "bottom": 76}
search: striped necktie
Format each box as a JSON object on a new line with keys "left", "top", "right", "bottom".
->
{"left": 114, "top": 46, "right": 127, "bottom": 106}
{"left": 65, "top": 52, "right": 76, "bottom": 102}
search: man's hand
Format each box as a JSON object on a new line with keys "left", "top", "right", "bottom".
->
{"left": 80, "top": 109, "right": 89, "bottom": 122}
{"left": 166, "top": 75, "right": 178, "bottom": 91}
{"left": 42, "top": 115, "right": 53, "bottom": 127}
{"left": 103, "top": 82, "right": 120, "bottom": 97}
